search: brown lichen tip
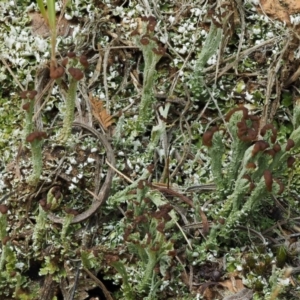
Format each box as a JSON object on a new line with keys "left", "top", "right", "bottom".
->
{"left": 202, "top": 127, "right": 218, "bottom": 147}
{"left": 67, "top": 51, "right": 76, "bottom": 58}
{"left": 68, "top": 67, "right": 84, "bottom": 81}
{"left": 140, "top": 34, "right": 150, "bottom": 45}
{"left": 26, "top": 131, "right": 47, "bottom": 143}
{"left": 147, "top": 16, "right": 157, "bottom": 32}
{"left": 273, "top": 143, "right": 281, "bottom": 153}
{"left": 246, "top": 162, "right": 256, "bottom": 169}
{"left": 22, "top": 102, "right": 30, "bottom": 111}
{"left": 64, "top": 207, "right": 79, "bottom": 215}
{"left": 156, "top": 221, "right": 165, "bottom": 233}
{"left": 238, "top": 128, "right": 257, "bottom": 142}
{"left": 265, "top": 149, "right": 276, "bottom": 157}
{"left": 263, "top": 170, "right": 273, "bottom": 192}
{"left": 137, "top": 180, "right": 145, "bottom": 189}
{"left": 151, "top": 204, "right": 172, "bottom": 221}
{"left": 39, "top": 198, "right": 50, "bottom": 211}
{"left": 0, "top": 204, "right": 8, "bottom": 214}
{"left": 141, "top": 16, "right": 148, "bottom": 22}
{"left": 50, "top": 66, "right": 65, "bottom": 79}
{"left": 20, "top": 90, "right": 28, "bottom": 99}
{"left": 140, "top": 15, "right": 157, "bottom": 32}
{"left": 249, "top": 182, "right": 255, "bottom": 192}
{"left": 242, "top": 174, "right": 251, "bottom": 181}
{"left": 152, "top": 45, "right": 166, "bottom": 56}
{"left": 274, "top": 178, "right": 284, "bottom": 195}
{"left": 20, "top": 90, "right": 37, "bottom": 100}
{"left": 285, "top": 139, "right": 295, "bottom": 151}
{"left": 50, "top": 186, "right": 59, "bottom": 194}
{"left": 54, "top": 190, "right": 62, "bottom": 200}
{"left": 61, "top": 57, "right": 68, "bottom": 67}
{"left": 287, "top": 156, "right": 296, "bottom": 168}
{"left": 51, "top": 186, "right": 61, "bottom": 200}
{"left": 130, "top": 28, "right": 140, "bottom": 36}
{"left": 242, "top": 175, "right": 255, "bottom": 192}
{"left": 225, "top": 106, "right": 248, "bottom": 122}
{"left": 147, "top": 164, "right": 154, "bottom": 173}
{"left": 2, "top": 236, "right": 10, "bottom": 245}
{"left": 29, "top": 90, "right": 37, "bottom": 99}
{"left": 252, "top": 140, "right": 269, "bottom": 156}
{"left": 147, "top": 22, "right": 156, "bottom": 32}
{"left": 260, "top": 123, "right": 277, "bottom": 143}
{"left": 39, "top": 199, "right": 47, "bottom": 207}
{"left": 79, "top": 55, "right": 89, "bottom": 68}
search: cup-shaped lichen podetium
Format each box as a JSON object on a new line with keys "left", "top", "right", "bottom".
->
{"left": 46, "top": 186, "right": 63, "bottom": 211}
{"left": 0, "top": 204, "right": 10, "bottom": 271}
{"left": 131, "top": 16, "right": 165, "bottom": 134}
{"left": 33, "top": 189, "right": 63, "bottom": 251}
{"left": 26, "top": 131, "right": 47, "bottom": 186}
{"left": 20, "top": 90, "right": 38, "bottom": 139}
{"left": 58, "top": 67, "right": 84, "bottom": 143}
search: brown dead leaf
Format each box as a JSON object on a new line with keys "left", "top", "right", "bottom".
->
{"left": 223, "top": 288, "right": 254, "bottom": 300}
{"left": 89, "top": 94, "right": 114, "bottom": 131}
{"left": 180, "top": 270, "right": 190, "bottom": 287}
{"left": 29, "top": 12, "right": 74, "bottom": 37}
{"left": 198, "top": 282, "right": 222, "bottom": 300}
{"left": 258, "top": 0, "right": 300, "bottom": 25}
{"left": 199, "top": 207, "right": 209, "bottom": 236}
{"left": 219, "top": 278, "right": 244, "bottom": 293}
{"left": 202, "top": 286, "right": 218, "bottom": 300}
{"left": 220, "top": 278, "right": 254, "bottom": 300}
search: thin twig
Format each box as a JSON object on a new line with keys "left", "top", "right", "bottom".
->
{"left": 269, "top": 268, "right": 292, "bottom": 300}
{"left": 233, "top": 0, "right": 245, "bottom": 74}
{"left": 103, "top": 46, "right": 110, "bottom": 110}
{"left": 170, "top": 85, "right": 191, "bottom": 179}
{"left": 0, "top": 56, "right": 25, "bottom": 90}
{"left": 106, "top": 159, "right": 133, "bottom": 183}
{"left": 88, "top": 44, "right": 103, "bottom": 88}
{"left": 175, "top": 220, "right": 192, "bottom": 250}
{"left": 261, "top": 34, "right": 290, "bottom": 127}
{"left": 205, "top": 82, "right": 233, "bottom": 140}
{"left": 47, "top": 122, "right": 115, "bottom": 224}
{"left": 189, "top": 264, "right": 193, "bottom": 292}
{"left": 204, "top": 37, "right": 279, "bottom": 78}
{"left": 34, "top": 84, "right": 55, "bottom": 129}
{"left": 68, "top": 262, "right": 81, "bottom": 300}
{"left": 83, "top": 267, "right": 115, "bottom": 300}
{"left": 237, "top": 225, "right": 267, "bottom": 245}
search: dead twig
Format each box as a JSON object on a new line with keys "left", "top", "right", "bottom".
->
{"left": 47, "top": 122, "right": 115, "bottom": 224}
{"left": 0, "top": 56, "right": 24, "bottom": 90}
{"left": 83, "top": 267, "right": 115, "bottom": 300}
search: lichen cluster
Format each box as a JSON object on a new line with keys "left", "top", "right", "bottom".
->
{"left": 1, "top": 0, "right": 300, "bottom": 299}
{"left": 200, "top": 105, "right": 298, "bottom": 251}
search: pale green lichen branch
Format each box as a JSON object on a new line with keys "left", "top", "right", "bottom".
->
{"left": 27, "top": 138, "right": 43, "bottom": 186}
{"left": 32, "top": 205, "right": 48, "bottom": 252}
{"left": 60, "top": 214, "right": 74, "bottom": 251}
{"left": 201, "top": 107, "right": 299, "bottom": 254}
{"left": 132, "top": 21, "right": 164, "bottom": 134}
{"left": 23, "top": 99, "right": 34, "bottom": 140}
{"left": 224, "top": 112, "right": 251, "bottom": 189}
{"left": 145, "top": 103, "right": 171, "bottom": 160}
{"left": 189, "top": 23, "right": 222, "bottom": 97}
{"left": 111, "top": 261, "right": 134, "bottom": 300}
{"left": 208, "top": 132, "right": 225, "bottom": 193}
{"left": 0, "top": 211, "right": 8, "bottom": 270}
{"left": 33, "top": 187, "right": 63, "bottom": 251}
{"left": 58, "top": 78, "right": 78, "bottom": 142}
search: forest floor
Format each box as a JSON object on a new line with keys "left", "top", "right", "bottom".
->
{"left": 1, "top": 0, "right": 300, "bottom": 299}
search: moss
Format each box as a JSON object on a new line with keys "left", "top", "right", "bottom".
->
{"left": 0, "top": 96, "right": 22, "bottom": 164}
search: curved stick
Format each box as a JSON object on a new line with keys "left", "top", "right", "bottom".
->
{"left": 47, "top": 122, "right": 115, "bottom": 224}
